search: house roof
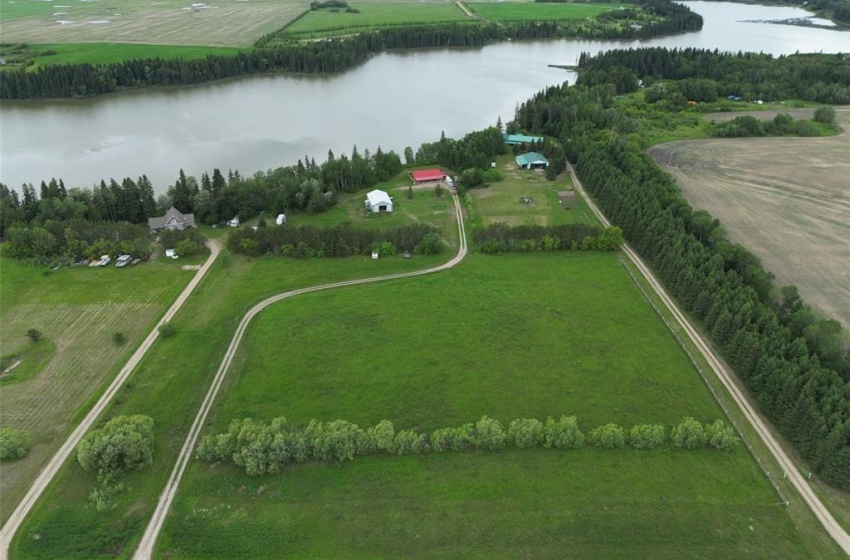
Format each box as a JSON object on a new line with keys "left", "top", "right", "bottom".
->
{"left": 366, "top": 189, "right": 393, "bottom": 207}
{"left": 148, "top": 206, "right": 195, "bottom": 230}
{"left": 410, "top": 168, "right": 445, "bottom": 182}
{"left": 516, "top": 152, "right": 549, "bottom": 166}
{"left": 503, "top": 133, "right": 544, "bottom": 145}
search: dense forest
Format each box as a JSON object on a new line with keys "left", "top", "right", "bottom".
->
{"left": 0, "top": 0, "right": 701, "bottom": 100}
{"left": 577, "top": 48, "right": 850, "bottom": 102}
{"left": 515, "top": 48, "right": 850, "bottom": 490}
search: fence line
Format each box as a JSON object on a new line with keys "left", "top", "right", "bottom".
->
{"left": 620, "top": 261, "right": 789, "bottom": 507}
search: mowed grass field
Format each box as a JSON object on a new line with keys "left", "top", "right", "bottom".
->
{"left": 282, "top": 1, "right": 469, "bottom": 38}
{"left": 649, "top": 107, "right": 850, "bottom": 328}
{"left": 471, "top": 154, "right": 598, "bottom": 227}
{"left": 0, "top": 0, "right": 308, "bottom": 46}
{"left": 468, "top": 1, "right": 613, "bottom": 21}
{"left": 0, "top": 257, "right": 195, "bottom": 524}
{"left": 149, "top": 252, "right": 835, "bottom": 559}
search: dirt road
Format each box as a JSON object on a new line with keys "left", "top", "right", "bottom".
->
{"left": 566, "top": 163, "right": 850, "bottom": 556}
{"left": 131, "top": 194, "right": 468, "bottom": 559}
{"left": 0, "top": 240, "right": 221, "bottom": 560}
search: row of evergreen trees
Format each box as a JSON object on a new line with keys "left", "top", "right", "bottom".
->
{"left": 1, "top": 0, "right": 702, "bottom": 100}
{"left": 513, "top": 61, "right": 850, "bottom": 490}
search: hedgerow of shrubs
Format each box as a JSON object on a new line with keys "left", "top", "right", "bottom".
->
{"left": 474, "top": 224, "right": 623, "bottom": 254}
{"left": 198, "top": 415, "right": 738, "bottom": 475}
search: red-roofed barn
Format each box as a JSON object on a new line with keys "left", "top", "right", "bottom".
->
{"left": 410, "top": 168, "right": 445, "bottom": 184}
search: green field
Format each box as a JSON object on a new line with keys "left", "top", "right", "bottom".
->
{"left": 470, "top": 154, "right": 597, "bottom": 227}
{"left": 282, "top": 2, "right": 469, "bottom": 37}
{"left": 468, "top": 1, "right": 613, "bottom": 22}
{"left": 0, "top": 257, "right": 196, "bottom": 525}
{"left": 142, "top": 251, "right": 840, "bottom": 559}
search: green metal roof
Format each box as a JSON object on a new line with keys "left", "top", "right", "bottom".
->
{"left": 516, "top": 152, "right": 549, "bottom": 167}
{"left": 503, "top": 133, "right": 544, "bottom": 145}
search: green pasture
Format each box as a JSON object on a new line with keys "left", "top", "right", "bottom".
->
{"left": 147, "top": 251, "right": 839, "bottom": 558}
{"left": 468, "top": 1, "right": 614, "bottom": 22}
{"left": 10, "top": 251, "right": 453, "bottom": 559}
{"left": 283, "top": 2, "right": 469, "bottom": 37}
{"left": 213, "top": 253, "right": 716, "bottom": 430}
{"left": 0, "top": 338, "right": 55, "bottom": 387}
{"left": 471, "top": 154, "right": 598, "bottom": 227}
{"left": 163, "top": 449, "right": 812, "bottom": 559}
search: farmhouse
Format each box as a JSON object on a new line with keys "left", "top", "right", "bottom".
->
{"left": 148, "top": 206, "right": 195, "bottom": 232}
{"left": 410, "top": 168, "right": 445, "bottom": 184}
{"left": 516, "top": 152, "right": 549, "bottom": 169}
{"left": 365, "top": 189, "right": 394, "bottom": 213}
{"left": 503, "top": 133, "right": 544, "bottom": 146}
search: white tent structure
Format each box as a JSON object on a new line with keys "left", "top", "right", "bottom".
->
{"left": 365, "top": 189, "right": 393, "bottom": 213}
{"left": 276, "top": 213, "right": 287, "bottom": 225}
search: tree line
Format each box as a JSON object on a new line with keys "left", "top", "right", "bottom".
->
{"left": 513, "top": 65, "right": 850, "bottom": 490}
{"left": 1, "top": 0, "right": 701, "bottom": 100}
{"left": 473, "top": 223, "right": 623, "bottom": 253}
{"left": 577, "top": 48, "right": 850, "bottom": 103}
{"left": 228, "top": 223, "right": 443, "bottom": 258}
{"left": 198, "top": 415, "right": 738, "bottom": 475}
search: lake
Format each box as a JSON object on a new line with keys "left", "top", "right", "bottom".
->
{"left": 0, "top": 1, "right": 847, "bottom": 192}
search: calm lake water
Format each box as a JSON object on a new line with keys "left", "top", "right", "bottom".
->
{"left": 1, "top": 1, "right": 847, "bottom": 192}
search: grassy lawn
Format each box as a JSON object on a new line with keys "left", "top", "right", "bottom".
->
{"left": 10, "top": 250, "right": 456, "bottom": 559}
{"left": 468, "top": 1, "right": 614, "bottom": 22}
{"left": 283, "top": 2, "right": 469, "bottom": 37}
{"left": 163, "top": 450, "right": 810, "bottom": 559}
{"left": 213, "top": 253, "right": 714, "bottom": 430}
{"left": 290, "top": 175, "right": 459, "bottom": 248}
{"left": 0, "top": 256, "right": 197, "bottom": 525}
{"left": 146, "top": 251, "right": 842, "bottom": 558}
{"left": 470, "top": 154, "right": 599, "bottom": 228}
{"left": 0, "top": 0, "right": 306, "bottom": 47}
{"left": 0, "top": 43, "right": 245, "bottom": 70}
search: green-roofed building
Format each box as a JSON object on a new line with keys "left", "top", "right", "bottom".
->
{"left": 516, "top": 152, "right": 549, "bottom": 169}
{"left": 503, "top": 133, "right": 544, "bottom": 146}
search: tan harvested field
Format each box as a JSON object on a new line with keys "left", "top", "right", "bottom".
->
{"left": 0, "top": 262, "right": 193, "bottom": 524}
{"left": 649, "top": 107, "right": 850, "bottom": 327}
{"left": 0, "top": 0, "right": 309, "bottom": 46}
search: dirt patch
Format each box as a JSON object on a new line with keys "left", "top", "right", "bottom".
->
{"left": 557, "top": 190, "right": 578, "bottom": 208}
{"left": 181, "top": 264, "right": 202, "bottom": 271}
{"left": 648, "top": 107, "right": 850, "bottom": 327}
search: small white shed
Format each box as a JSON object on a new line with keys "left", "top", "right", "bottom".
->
{"left": 365, "top": 189, "right": 393, "bottom": 213}
{"left": 228, "top": 216, "right": 240, "bottom": 228}
{"left": 276, "top": 213, "right": 287, "bottom": 225}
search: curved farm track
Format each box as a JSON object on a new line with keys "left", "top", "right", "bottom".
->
{"left": 132, "top": 193, "right": 468, "bottom": 559}
{"left": 567, "top": 162, "right": 850, "bottom": 555}
{"left": 649, "top": 107, "right": 850, "bottom": 327}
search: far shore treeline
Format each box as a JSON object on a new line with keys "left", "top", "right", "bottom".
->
{"left": 0, "top": 0, "right": 701, "bottom": 100}
{"left": 1, "top": 47, "right": 849, "bottom": 492}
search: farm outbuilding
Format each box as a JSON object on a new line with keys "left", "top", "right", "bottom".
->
{"left": 516, "top": 152, "right": 549, "bottom": 169}
{"left": 276, "top": 213, "right": 287, "bottom": 225}
{"left": 410, "top": 168, "right": 445, "bottom": 184}
{"left": 365, "top": 189, "right": 393, "bottom": 213}
{"left": 503, "top": 133, "right": 544, "bottom": 146}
